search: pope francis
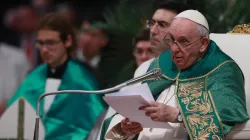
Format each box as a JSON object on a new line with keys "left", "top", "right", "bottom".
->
{"left": 101, "top": 10, "right": 250, "bottom": 140}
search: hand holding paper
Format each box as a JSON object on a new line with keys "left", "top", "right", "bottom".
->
{"left": 103, "top": 83, "right": 172, "bottom": 129}
{"left": 139, "top": 102, "right": 180, "bottom": 123}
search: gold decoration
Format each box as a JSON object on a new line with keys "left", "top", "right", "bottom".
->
{"left": 178, "top": 81, "right": 204, "bottom": 98}
{"left": 230, "top": 23, "right": 250, "bottom": 34}
{"left": 177, "top": 80, "right": 223, "bottom": 140}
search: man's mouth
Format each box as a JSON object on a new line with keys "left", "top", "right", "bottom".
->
{"left": 173, "top": 55, "right": 183, "bottom": 62}
{"left": 150, "top": 39, "right": 160, "bottom": 44}
{"left": 42, "top": 54, "right": 51, "bottom": 60}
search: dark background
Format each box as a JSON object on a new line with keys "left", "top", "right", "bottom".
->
{"left": 0, "top": 0, "right": 120, "bottom": 43}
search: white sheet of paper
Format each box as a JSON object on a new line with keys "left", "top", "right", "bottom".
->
{"left": 103, "top": 83, "right": 172, "bottom": 129}
{"left": 105, "top": 83, "right": 155, "bottom": 103}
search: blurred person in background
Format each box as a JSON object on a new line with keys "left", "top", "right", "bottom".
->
{"left": 77, "top": 15, "right": 110, "bottom": 67}
{"left": 3, "top": 5, "right": 41, "bottom": 68}
{"left": 0, "top": 42, "right": 31, "bottom": 117}
{"left": 0, "top": 6, "right": 39, "bottom": 114}
{"left": 2, "top": 7, "right": 21, "bottom": 47}
{"left": 133, "top": 29, "right": 157, "bottom": 66}
{"left": 76, "top": 19, "right": 91, "bottom": 63}
{"left": 79, "top": 23, "right": 109, "bottom": 69}
{"left": 7, "top": 13, "right": 106, "bottom": 140}
{"left": 31, "top": 0, "right": 53, "bottom": 15}
{"left": 76, "top": 20, "right": 110, "bottom": 89}
{"left": 116, "top": 28, "right": 158, "bottom": 84}
{"left": 17, "top": 5, "right": 40, "bottom": 68}
{"left": 55, "top": 2, "right": 78, "bottom": 28}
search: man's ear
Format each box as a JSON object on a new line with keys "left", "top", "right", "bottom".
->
{"left": 200, "top": 38, "right": 210, "bottom": 53}
{"left": 65, "top": 35, "right": 73, "bottom": 48}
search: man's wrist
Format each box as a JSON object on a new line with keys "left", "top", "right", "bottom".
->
{"left": 171, "top": 108, "right": 182, "bottom": 123}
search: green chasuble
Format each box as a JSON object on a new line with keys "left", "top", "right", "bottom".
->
{"left": 7, "top": 59, "right": 107, "bottom": 140}
{"left": 100, "top": 40, "right": 249, "bottom": 140}
{"left": 146, "top": 40, "right": 249, "bottom": 139}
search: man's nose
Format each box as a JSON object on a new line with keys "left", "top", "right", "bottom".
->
{"left": 171, "top": 43, "right": 180, "bottom": 52}
{"left": 40, "top": 46, "right": 49, "bottom": 52}
{"left": 150, "top": 25, "right": 159, "bottom": 35}
{"left": 141, "top": 52, "right": 150, "bottom": 60}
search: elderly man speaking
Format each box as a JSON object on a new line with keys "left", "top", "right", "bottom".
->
{"left": 103, "top": 10, "right": 250, "bottom": 140}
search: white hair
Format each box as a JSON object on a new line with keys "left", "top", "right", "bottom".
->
{"left": 197, "top": 24, "right": 209, "bottom": 38}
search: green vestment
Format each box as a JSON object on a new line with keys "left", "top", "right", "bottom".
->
{"left": 101, "top": 40, "right": 249, "bottom": 140}
{"left": 7, "top": 59, "right": 107, "bottom": 140}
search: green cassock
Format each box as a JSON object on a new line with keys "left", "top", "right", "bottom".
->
{"left": 7, "top": 58, "right": 107, "bottom": 140}
{"left": 101, "top": 40, "right": 249, "bottom": 140}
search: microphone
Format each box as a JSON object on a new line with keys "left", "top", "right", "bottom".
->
{"left": 33, "top": 68, "right": 162, "bottom": 140}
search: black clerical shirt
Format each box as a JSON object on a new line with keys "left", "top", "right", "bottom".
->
{"left": 47, "top": 58, "right": 69, "bottom": 79}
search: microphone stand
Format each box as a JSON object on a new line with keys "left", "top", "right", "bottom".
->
{"left": 33, "top": 68, "right": 162, "bottom": 140}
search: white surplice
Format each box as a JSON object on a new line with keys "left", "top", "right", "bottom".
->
{"left": 44, "top": 78, "right": 61, "bottom": 114}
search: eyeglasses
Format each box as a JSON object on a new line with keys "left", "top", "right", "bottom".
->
{"left": 146, "top": 20, "right": 169, "bottom": 31}
{"left": 163, "top": 35, "right": 203, "bottom": 48}
{"left": 35, "top": 40, "right": 62, "bottom": 49}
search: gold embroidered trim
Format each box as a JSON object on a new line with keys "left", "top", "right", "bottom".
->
{"left": 177, "top": 80, "right": 223, "bottom": 140}
{"left": 174, "top": 80, "right": 193, "bottom": 140}
{"left": 178, "top": 60, "right": 234, "bottom": 81}
{"left": 208, "top": 91, "right": 225, "bottom": 139}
